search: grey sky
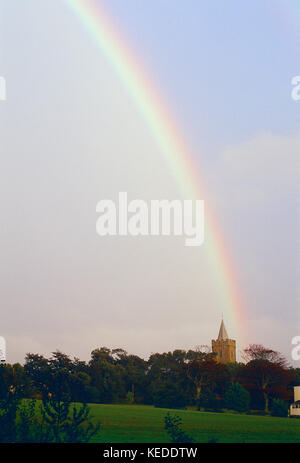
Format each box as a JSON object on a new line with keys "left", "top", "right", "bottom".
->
{"left": 0, "top": 0, "right": 299, "bottom": 364}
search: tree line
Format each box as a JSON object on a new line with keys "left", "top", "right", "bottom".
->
{"left": 1, "top": 344, "right": 299, "bottom": 414}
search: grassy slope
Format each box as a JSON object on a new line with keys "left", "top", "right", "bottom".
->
{"left": 87, "top": 404, "right": 300, "bottom": 443}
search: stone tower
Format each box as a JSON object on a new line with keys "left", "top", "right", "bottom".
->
{"left": 212, "top": 319, "right": 236, "bottom": 364}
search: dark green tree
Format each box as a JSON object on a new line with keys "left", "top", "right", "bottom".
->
{"left": 89, "top": 348, "right": 126, "bottom": 403}
{"left": 153, "top": 381, "right": 186, "bottom": 409}
{"left": 164, "top": 413, "right": 194, "bottom": 443}
{"left": 148, "top": 350, "right": 194, "bottom": 405}
{"left": 114, "top": 351, "right": 147, "bottom": 403}
{"left": 38, "top": 398, "right": 100, "bottom": 442}
{"left": 198, "top": 388, "right": 223, "bottom": 411}
{"left": 270, "top": 399, "right": 288, "bottom": 418}
{"left": 225, "top": 383, "right": 250, "bottom": 413}
{"left": 0, "top": 392, "right": 100, "bottom": 443}
{"left": 0, "top": 392, "right": 19, "bottom": 442}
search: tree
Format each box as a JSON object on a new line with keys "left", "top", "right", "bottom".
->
{"left": 0, "top": 364, "right": 10, "bottom": 398}
{"left": 0, "top": 391, "right": 19, "bottom": 442}
{"left": 47, "top": 351, "right": 75, "bottom": 402}
{"left": 198, "top": 388, "right": 223, "bottom": 411}
{"left": 71, "top": 371, "right": 92, "bottom": 403}
{"left": 147, "top": 350, "right": 193, "bottom": 405}
{"left": 0, "top": 392, "right": 100, "bottom": 443}
{"left": 185, "top": 350, "right": 227, "bottom": 405}
{"left": 114, "top": 352, "right": 147, "bottom": 404}
{"left": 38, "top": 398, "right": 100, "bottom": 442}
{"left": 226, "top": 362, "right": 245, "bottom": 384}
{"left": 24, "top": 353, "right": 51, "bottom": 398}
{"left": 153, "top": 382, "right": 186, "bottom": 409}
{"left": 89, "top": 348, "right": 126, "bottom": 403}
{"left": 225, "top": 383, "right": 250, "bottom": 413}
{"left": 0, "top": 363, "right": 31, "bottom": 398}
{"left": 294, "top": 368, "right": 300, "bottom": 385}
{"left": 270, "top": 399, "right": 288, "bottom": 418}
{"left": 240, "top": 345, "right": 294, "bottom": 412}
{"left": 164, "top": 413, "right": 194, "bottom": 443}
{"left": 243, "top": 344, "right": 286, "bottom": 366}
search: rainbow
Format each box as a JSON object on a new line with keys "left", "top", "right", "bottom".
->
{"left": 64, "top": 0, "right": 246, "bottom": 343}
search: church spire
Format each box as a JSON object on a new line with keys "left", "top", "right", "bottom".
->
{"left": 212, "top": 319, "right": 236, "bottom": 363}
{"left": 217, "top": 319, "right": 229, "bottom": 340}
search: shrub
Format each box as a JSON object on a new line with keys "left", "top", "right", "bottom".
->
{"left": 164, "top": 413, "right": 194, "bottom": 443}
{"left": 198, "top": 389, "right": 223, "bottom": 412}
{"left": 153, "top": 383, "right": 186, "bottom": 409}
{"left": 225, "top": 383, "right": 250, "bottom": 413}
{"left": 38, "top": 398, "right": 101, "bottom": 442}
{"left": 16, "top": 399, "right": 40, "bottom": 442}
{"left": 0, "top": 395, "right": 100, "bottom": 442}
{"left": 0, "top": 393, "right": 19, "bottom": 442}
{"left": 270, "top": 399, "right": 288, "bottom": 418}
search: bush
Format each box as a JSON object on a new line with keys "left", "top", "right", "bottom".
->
{"left": 153, "top": 383, "right": 186, "bottom": 409}
{"left": 198, "top": 389, "right": 223, "bottom": 412}
{"left": 16, "top": 399, "right": 40, "bottom": 442}
{"left": 164, "top": 413, "right": 194, "bottom": 443}
{"left": 0, "top": 394, "right": 100, "bottom": 442}
{"left": 249, "top": 390, "right": 265, "bottom": 411}
{"left": 225, "top": 383, "right": 250, "bottom": 413}
{"left": 270, "top": 399, "right": 288, "bottom": 418}
{"left": 0, "top": 393, "right": 19, "bottom": 442}
{"left": 38, "top": 398, "right": 101, "bottom": 442}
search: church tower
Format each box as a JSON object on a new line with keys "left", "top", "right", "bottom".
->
{"left": 212, "top": 319, "right": 236, "bottom": 364}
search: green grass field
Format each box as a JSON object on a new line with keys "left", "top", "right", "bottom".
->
{"left": 86, "top": 404, "right": 300, "bottom": 443}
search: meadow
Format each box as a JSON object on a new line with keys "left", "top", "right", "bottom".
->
{"left": 87, "top": 404, "right": 300, "bottom": 443}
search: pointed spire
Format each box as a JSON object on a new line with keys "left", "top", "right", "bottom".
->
{"left": 217, "top": 319, "right": 229, "bottom": 340}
